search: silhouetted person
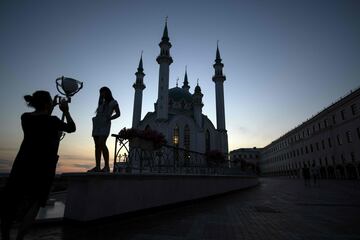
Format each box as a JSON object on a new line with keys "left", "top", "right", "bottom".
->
{"left": 88, "top": 87, "right": 120, "bottom": 173}
{"left": 311, "top": 163, "right": 319, "bottom": 185}
{"left": 302, "top": 164, "right": 310, "bottom": 187}
{"left": 0, "top": 91, "right": 75, "bottom": 240}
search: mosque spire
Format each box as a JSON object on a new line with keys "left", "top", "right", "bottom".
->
{"left": 216, "top": 40, "right": 222, "bottom": 63}
{"left": 162, "top": 16, "right": 169, "bottom": 41}
{"left": 156, "top": 17, "right": 173, "bottom": 120}
{"left": 212, "top": 41, "right": 228, "bottom": 154}
{"left": 182, "top": 66, "right": 190, "bottom": 92}
{"left": 137, "top": 51, "right": 144, "bottom": 72}
{"left": 132, "top": 52, "right": 146, "bottom": 128}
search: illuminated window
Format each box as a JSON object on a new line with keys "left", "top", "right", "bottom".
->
{"left": 173, "top": 126, "right": 179, "bottom": 147}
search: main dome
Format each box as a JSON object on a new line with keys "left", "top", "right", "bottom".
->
{"left": 168, "top": 87, "right": 193, "bottom": 103}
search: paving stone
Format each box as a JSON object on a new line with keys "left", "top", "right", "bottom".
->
{"left": 21, "top": 177, "right": 360, "bottom": 240}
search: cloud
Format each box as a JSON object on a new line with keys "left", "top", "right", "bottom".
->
{"left": 56, "top": 162, "right": 94, "bottom": 173}
{"left": 72, "top": 163, "right": 93, "bottom": 169}
{"left": 237, "top": 126, "right": 250, "bottom": 134}
{"left": 0, "top": 157, "right": 94, "bottom": 174}
{"left": 56, "top": 156, "right": 95, "bottom": 173}
{"left": 59, "top": 154, "right": 93, "bottom": 161}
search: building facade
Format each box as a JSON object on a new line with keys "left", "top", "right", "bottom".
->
{"left": 260, "top": 87, "right": 360, "bottom": 179}
{"left": 230, "top": 147, "right": 262, "bottom": 174}
{"left": 131, "top": 21, "right": 228, "bottom": 155}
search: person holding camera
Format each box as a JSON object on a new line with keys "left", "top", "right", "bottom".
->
{"left": 88, "top": 86, "right": 120, "bottom": 173}
{"left": 0, "top": 90, "right": 76, "bottom": 240}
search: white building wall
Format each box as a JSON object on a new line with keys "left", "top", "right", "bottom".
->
{"left": 260, "top": 88, "right": 360, "bottom": 179}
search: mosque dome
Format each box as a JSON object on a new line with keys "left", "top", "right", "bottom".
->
{"left": 168, "top": 87, "right": 193, "bottom": 103}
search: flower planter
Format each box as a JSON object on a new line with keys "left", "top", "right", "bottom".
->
{"left": 129, "top": 137, "right": 154, "bottom": 151}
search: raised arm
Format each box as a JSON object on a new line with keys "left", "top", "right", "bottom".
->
{"left": 110, "top": 103, "right": 120, "bottom": 121}
{"left": 59, "top": 101, "right": 76, "bottom": 133}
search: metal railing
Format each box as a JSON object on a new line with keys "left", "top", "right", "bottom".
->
{"left": 112, "top": 134, "right": 226, "bottom": 175}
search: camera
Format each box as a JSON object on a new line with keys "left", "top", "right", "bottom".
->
{"left": 53, "top": 95, "right": 70, "bottom": 106}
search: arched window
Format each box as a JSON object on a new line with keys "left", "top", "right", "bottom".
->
{"left": 173, "top": 126, "right": 180, "bottom": 164}
{"left": 184, "top": 125, "right": 190, "bottom": 150}
{"left": 205, "top": 130, "right": 211, "bottom": 152}
{"left": 173, "top": 126, "right": 179, "bottom": 147}
{"left": 184, "top": 125, "right": 190, "bottom": 165}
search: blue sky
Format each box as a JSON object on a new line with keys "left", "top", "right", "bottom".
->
{"left": 0, "top": 0, "right": 359, "bottom": 172}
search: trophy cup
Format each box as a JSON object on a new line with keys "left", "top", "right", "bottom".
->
{"left": 56, "top": 76, "right": 83, "bottom": 103}
{"left": 55, "top": 76, "right": 83, "bottom": 139}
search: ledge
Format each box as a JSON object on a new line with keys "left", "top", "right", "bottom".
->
{"left": 62, "top": 172, "right": 258, "bottom": 180}
{"left": 63, "top": 173, "right": 259, "bottom": 221}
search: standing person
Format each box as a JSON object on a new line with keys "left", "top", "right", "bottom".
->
{"left": 0, "top": 91, "right": 76, "bottom": 240}
{"left": 89, "top": 87, "right": 120, "bottom": 173}
{"left": 311, "top": 163, "right": 319, "bottom": 185}
{"left": 302, "top": 163, "right": 310, "bottom": 187}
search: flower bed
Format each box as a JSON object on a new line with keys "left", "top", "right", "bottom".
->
{"left": 119, "top": 128, "right": 166, "bottom": 150}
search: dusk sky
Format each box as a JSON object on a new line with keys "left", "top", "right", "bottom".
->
{"left": 0, "top": 0, "right": 359, "bottom": 173}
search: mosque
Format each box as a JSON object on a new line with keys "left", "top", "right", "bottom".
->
{"left": 131, "top": 22, "right": 228, "bottom": 155}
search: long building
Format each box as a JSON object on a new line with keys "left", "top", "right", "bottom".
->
{"left": 260, "top": 87, "right": 360, "bottom": 179}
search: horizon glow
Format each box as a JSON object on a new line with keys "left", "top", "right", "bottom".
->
{"left": 0, "top": 0, "right": 359, "bottom": 173}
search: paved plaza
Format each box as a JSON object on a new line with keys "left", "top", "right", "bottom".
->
{"left": 22, "top": 178, "right": 360, "bottom": 239}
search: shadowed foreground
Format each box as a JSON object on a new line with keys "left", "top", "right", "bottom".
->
{"left": 24, "top": 178, "right": 360, "bottom": 239}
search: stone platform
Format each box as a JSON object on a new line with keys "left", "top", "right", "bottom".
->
{"left": 63, "top": 173, "right": 259, "bottom": 221}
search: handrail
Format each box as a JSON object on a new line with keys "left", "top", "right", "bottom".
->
{"left": 111, "top": 134, "right": 227, "bottom": 175}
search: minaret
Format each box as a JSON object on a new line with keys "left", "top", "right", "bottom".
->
{"left": 212, "top": 43, "right": 228, "bottom": 154}
{"left": 182, "top": 66, "right": 190, "bottom": 92}
{"left": 156, "top": 19, "right": 173, "bottom": 120}
{"left": 193, "top": 79, "right": 203, "bottom": 127}
{"left": 132, "top": 53, "right": 146, "bottom": 128}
